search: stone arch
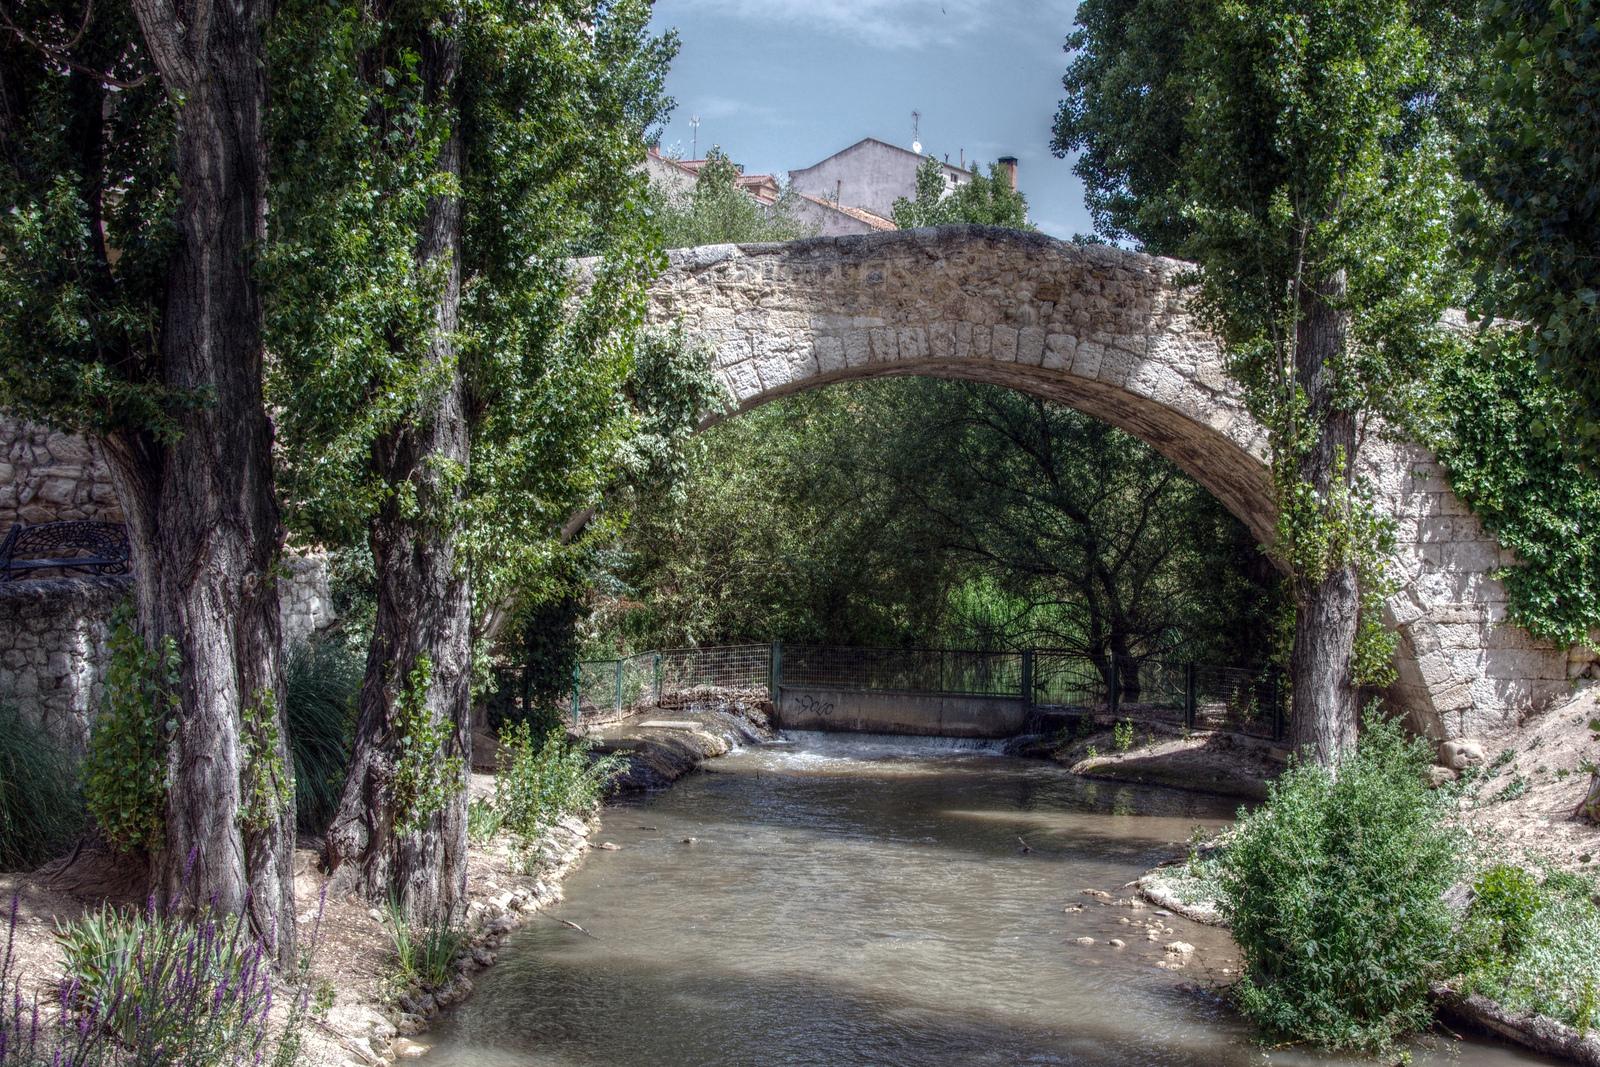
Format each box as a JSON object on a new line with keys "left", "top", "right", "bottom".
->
{"left": 637, "top": 225, "right": 1579, "bottom": 741}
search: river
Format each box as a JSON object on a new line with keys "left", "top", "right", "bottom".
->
{"left": 432, "top": 732, "right": 1551, "bottom": 1066}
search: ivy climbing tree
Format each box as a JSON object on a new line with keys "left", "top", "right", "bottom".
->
{"left": 1054, "top": 0, "right": 1478, "bottom": 761}
{"left": 266, "top": 0, "right": 674, "bottom": 922}
{"left": 0, "top": 0, "right": 296, "bottom": 959}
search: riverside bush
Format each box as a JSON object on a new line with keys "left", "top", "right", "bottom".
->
{"left": 495, "top": 722, "right": 624, "bottom": 841}
{"left": 0, "top": 705, "right": 84, "bottom": 869}
{"left": 1219, "top": 713, "right": 1463, "bottom": 1050}
{"left": 1459, "top": 868, "right": 1600, "bottom": 1029}
{"left": 380, "top": 895, "right": 468, "bottom": 991}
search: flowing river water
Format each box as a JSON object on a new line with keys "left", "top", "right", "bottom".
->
{"left": 432, "top": 732, "right": 1552, "bottom": 1067}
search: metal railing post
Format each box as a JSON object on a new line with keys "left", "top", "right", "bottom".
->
{"left": 1020, "top": 649, "right": 1033, "bottom": 717}
{"left": 1272, "top": 670, "right": 1284, "bottom": 742}
{"left": 654, "top": 651, "right": 662, "bottom": 704}
{"left": 614, "top": 658, "right": 623, "bottom": 716}
{"left": 770, "top": 640, "right": 783, "bottom": 704}
{"left": 1185, "top": 662, "right": 1197, "bottom": 730}
{"left": 1107, "top": 658, "right": 1120, "bottom": 717}
{"left": 571, "top": 664, "right": 581, "bottom": 726}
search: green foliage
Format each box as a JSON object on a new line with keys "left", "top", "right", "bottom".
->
{"left": 0, "top": 705, "right": 84, "bottom": 870}
{"left": 494, "top": 721, "right": 623, "bottom": 843}
{"left": 1113, "top": 719, "right": 1134, "bottom": 752}
{"left": 466, "top": 798, "right": 503, "bottom": 843}
{"left": 284, "top": 640, "right": 361, "bottom": 836}
{"left": 84, "top": 606, "right": 177, "bottom": 854}
{"left": 389, "top": 656, "right": 463, "bottom": 836}
{"left": 1458, "top": 867, "right": 1600, "bottom": 1030}
{"left": 891, "top": 156, "right": 1032, "bottom": 230}
{"left": 598, "top": 376, "right": 1282, "bottom": 666}
{"left": 0, "top": 0, "right": 192, "bottom": 441}
{"left": 1219, "top": 713, "right": 1464, "bottom": 1049}
{"left": 380, "top": 895, "right": 469, "bottom": 991}
{"left": 1457, "top": 0, "right": 1600, "bottom": 463}
{"left": 650, "top": 146, "right": 813, "bottom": 247}
{"left": 237, "top": 697, "right": 290, "bottom": 834}
{"left": 1425, "top": 333, "right": 1600, "bottom": 645}
{"left": 1055, "top": 0, "right": 1482, "bottom": 728}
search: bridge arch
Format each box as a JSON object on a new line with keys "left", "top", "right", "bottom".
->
{"left": 635, "top": 225, "right": 1577, "bottom": 742}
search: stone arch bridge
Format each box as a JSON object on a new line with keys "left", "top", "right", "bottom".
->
{"left": 634, "top": 224, "right": 1588, "bottom": 742}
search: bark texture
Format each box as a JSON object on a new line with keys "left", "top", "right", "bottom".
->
{"left": 98, "top": 0, "right": 296, "bottom": 963}
{"left": 325, "top": 27, "right": 471, "bottom": 924}
{"left": 1287, "top": 269, "right": 1360, "bottom": 764}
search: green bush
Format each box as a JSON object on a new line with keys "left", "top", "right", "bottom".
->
{"left": 0, "top": 704, "right": 84, "bottom": 869}
{"left": 1459, "top": 868, "right": 1600, "bottom": 1029}
{"left": 1219, "top": 712, "right": 1464, "bottom": 1050}
{"left": 380, "top": 895, "right": 468, "bottom": 991}
{"left": 284, "top": 639, "right": 361, "bottom": 835}
{"left": 494, "top": 721, "right": 624, "bottom": 841}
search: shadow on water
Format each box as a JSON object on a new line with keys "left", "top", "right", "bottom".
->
{"left": 430, "top": 731, "right": 1557, "bottom": 1067}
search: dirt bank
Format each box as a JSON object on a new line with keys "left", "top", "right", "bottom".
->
{"left": 1013, "top": 717, "right": 1284, "bottom": 801}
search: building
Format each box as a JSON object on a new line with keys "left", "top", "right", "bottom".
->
{"left": 645, "top": 147, "right": 782, "bottom": 205}
{"left": 788, "top": 138, "right": 975, "bottom": 223}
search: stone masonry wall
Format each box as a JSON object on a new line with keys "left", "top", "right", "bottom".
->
{"left": 0, "top": 577, "right": 128, "bottom": 751}
{"left": 0, "top": 417, "right": 123, "bottom": 528}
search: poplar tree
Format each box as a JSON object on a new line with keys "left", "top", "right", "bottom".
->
{"left": 0, "top": 0, "right": 295, "bottom": 957}
{"left": 1054, "top": 0, "right": 1476, "bottom": 761}
{"left": 266, "top": 0, "right": 673, "bottom": 921}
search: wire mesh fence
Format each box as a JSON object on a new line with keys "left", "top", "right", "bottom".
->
{"left": 779, "top": 645, "right": 1023, "bottom": 696}
{"left": 486, "top": 640, "right": 1283, "bottom": 740}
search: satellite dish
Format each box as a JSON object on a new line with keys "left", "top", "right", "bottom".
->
{"left": 912, "top": 140, "right": 922, "bottom": 154}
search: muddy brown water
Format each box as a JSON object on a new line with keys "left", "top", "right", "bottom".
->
{"left": 432, "top": 732, "right": 1554, "bottom": 1066}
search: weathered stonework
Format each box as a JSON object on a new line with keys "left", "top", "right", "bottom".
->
{"left": 0, "top": 577, "right": 128, "bottom": 750}
{"left": 640, "top": 225, "right": 1578, "bottom": 740}
{"left": 0, "top": 417, "right": 122, "bottom": 528}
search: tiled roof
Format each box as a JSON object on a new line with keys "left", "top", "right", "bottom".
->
{"left": 799, "top": 193, "right": 898, "bottom": 231}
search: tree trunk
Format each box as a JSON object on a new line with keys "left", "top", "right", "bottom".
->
{"left": 1287, "top": 269, "right": 1360, "bottom": 764}
{"left": 97, "top": 0, "right": 295, "bottom": 965}
{"left": 324, "top": 27, "right": 471, "bottom": 925}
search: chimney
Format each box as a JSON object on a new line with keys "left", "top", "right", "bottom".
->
{"left": 998, "top": 156, "right": 1018, "bottom": 191}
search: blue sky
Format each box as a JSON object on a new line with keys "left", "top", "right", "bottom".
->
{"left": 644, "top": 0, "right": 1093, "bottom": 240}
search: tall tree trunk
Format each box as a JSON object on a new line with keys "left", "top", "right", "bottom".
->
{"left": 97, "top": 0, "right": 296, "bottom": 964}
{"left": 325, "top": 27, "right": 471, "bottom": 925}
{"left": 1287, "top": 269, "right": 1360, "bottom": 764}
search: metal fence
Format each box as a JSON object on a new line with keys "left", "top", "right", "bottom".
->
{"left": 778, "top": 645, "right": 1023, "bottom": 697}
{"left": 1030, "top": 651, "right": 1284, "bottom": 740}
{"left": 487, "top": 640, "right": 1284, "bottom": 740}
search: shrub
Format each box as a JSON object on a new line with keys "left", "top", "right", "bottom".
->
{"left": 1459, "top": 868, "right": 1600, "bottom": 1029}
{"left": 1219, "top": 712, "right": 1464, "bottom": 1050}
{"left": 284, "top": 639, "right": 361, "bottom": 835}
{"left": 0, "top": 705, "right": 84, "bottom": 869}
{"left": 1113, "top": 719, "right": 1133, "bottom": 752}
{"left": 466, "top": 798, "right": 502, "bottom": 844}
{"left": 494, "top": 721, "right": 624, "bottom": 840}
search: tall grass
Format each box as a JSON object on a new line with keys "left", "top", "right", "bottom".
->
{"left": 379, "top": 895, "right": 468, "bottom": 992}
{"left": 284, "top": 640, "right": 361, "bottom": 835}
{"left": 0, "top": 705, "right": 84, "bottom": 869}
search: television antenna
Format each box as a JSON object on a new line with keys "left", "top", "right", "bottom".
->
{"left": 690, "top": 115, "right": 700, "bottom": 159}
{"left": 911, "top": 110, "right": 921, "bottom": 155}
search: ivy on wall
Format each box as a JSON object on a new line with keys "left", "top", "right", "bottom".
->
{"left": 1427, "top": 334, "right": 1600, "bottom": 648}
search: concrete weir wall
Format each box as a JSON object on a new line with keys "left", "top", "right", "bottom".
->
{"left": 777, "top": 687, "right": 1027, "bottom": 739}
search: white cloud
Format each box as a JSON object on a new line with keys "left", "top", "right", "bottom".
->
{"left": 662, "top": 0, "right": 1066, "bottom": 50}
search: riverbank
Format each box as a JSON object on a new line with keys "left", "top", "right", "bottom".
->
{"left": 0, "top": 691, "right": 777, "bottom": 1066}
{"left": 1013, "top": 718, "right": 1284, "bottom": 801}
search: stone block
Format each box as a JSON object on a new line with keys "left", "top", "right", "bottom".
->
{"left": 1070, "top": 342, "right": 1104, "bottom": 378}
{"left": 43, "top": 433, "right": 89, "bottom": 464}
{"left": 1043, "top": 333, "right": 1075, "bottom": 370}
{"left": 843, "top": 331, "right": 871, "bottom": 367}
{"left": 815, "top": 336, "right": 846, "bottom": 373}
{"left": 1016, "top": 326, "right": 1046, "bottom": 366}
{"left": 992, "top": 324, "right": 1018, "bottom": 363}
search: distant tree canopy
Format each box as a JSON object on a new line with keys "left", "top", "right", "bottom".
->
{"left": 892, "top": 156, "right": 1031, "bottom": 229}
{"left": 593, "top": 378, "right": 1283, "bottom": 672}
{"left": 650, "top": 146, "right": 813, "bottom": 247}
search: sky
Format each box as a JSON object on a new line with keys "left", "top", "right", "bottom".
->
{"left": 644, "top": 0, "right": 1094, "bottom": 240}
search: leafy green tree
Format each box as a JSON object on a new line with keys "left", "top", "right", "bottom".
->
{"left": 0, "top": 0, "right": 296, "bottom": 956}
{"left": 265, "top": 0, "right": 675, "bottom": 920}
{"left": 891, "top": 156, "right": 1031, "bottom": 229}
{"left": 651, "top": 146, "right": 811, "bottom": 247}
{"left": 1458, "top": 0, "right": 1600, "bottom": 463}
{"left": 1055, "top": 0, "right": 1477, "bottom": 761}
